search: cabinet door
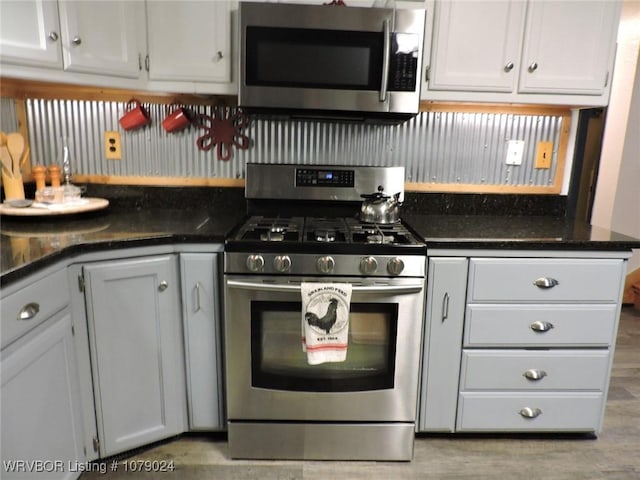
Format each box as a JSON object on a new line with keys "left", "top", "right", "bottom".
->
{"left": 518, "top": 1, "right": 620, "bottom": 95}
{"left": 59, "top": 0, "right": 144, "bottom": 78}
{"left": 0, "top": 0, "right": 62, "bottom": 68}
{"left": 83, "top": 255, "right": 186, "bottom": 457}
{"left": 418, "top": 257, "right": 468, "bottom": 432}
{"left": 180, "top": 253, "right": 225, "bottom": 430}
{"left": 428, "top": 0, "right": 525, "bottom": 92}
{"left": 146, "top": 1, "right": 230, "bottom": 82}
{"left": 1, "top": 310, "right": 84, "bottom": 480}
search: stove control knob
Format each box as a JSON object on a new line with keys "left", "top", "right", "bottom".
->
{"left": 360, "top": 256, "right": 378, "bottom": 275}
{"left": 387, "top": 257, "right": 405, "bottom": 275}
{"left": 246, "top": 254, "right": 265, "bottom": 272}
{"left": 316, "top": 256, "right": 335, "bottom": 274}
{"left": 273, "top": 255, "right": 292, "bottom": 273}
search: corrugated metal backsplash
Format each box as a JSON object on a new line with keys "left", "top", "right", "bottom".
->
{"left": 21, "top": 99, "right": 563, "bottom": 187}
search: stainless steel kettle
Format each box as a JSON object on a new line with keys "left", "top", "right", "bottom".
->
{"left": 360, "top": 186, "right": 402, "bottom": 224}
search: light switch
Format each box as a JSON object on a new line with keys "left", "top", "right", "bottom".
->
{"left": 535, "top": 141, "right": 553, "bottom": 169}
{"left": 505, "top": 140, "right": 524, "bottom": 165}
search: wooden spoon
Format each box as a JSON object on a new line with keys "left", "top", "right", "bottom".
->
{"left": 0, "top": 145, "right": 14, "bottom": 177}
{"left": 6, "top": 132, "right": 25, "bottom": 176}
{"left": 20, "top": 145, "right": 30, "bottom": 168}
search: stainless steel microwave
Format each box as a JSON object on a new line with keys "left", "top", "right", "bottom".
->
{"left": 238, "top": 1, "right": 425, "bottom": 121}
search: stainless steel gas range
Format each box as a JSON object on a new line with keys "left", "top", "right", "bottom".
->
{"left": 223, "top": 163, "right": 426, "bottom": 461}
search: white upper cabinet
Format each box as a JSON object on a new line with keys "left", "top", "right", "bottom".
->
{"left": 59, "top": 0, "right": 145, "bottom": 78}
{"left": 518, "top": 1, "right": 619, "bottom": 95}
{"left": 145, "top": 1, "right": 233, "bottom": 93}
{"left": 422, "top": 0, "right": 622, "bottom": 106}
{"left": 0, "top": 0, "right": 146, "bottom": 84}
{"left": 428, "top": 0, "right": 525, "bottom": 92}
{"left": 0, "top": 0, "right": 63, "bottom": 68}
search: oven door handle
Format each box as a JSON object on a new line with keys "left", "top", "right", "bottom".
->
{"left": 226, "top": 280, "right": 423, "bottom": 295}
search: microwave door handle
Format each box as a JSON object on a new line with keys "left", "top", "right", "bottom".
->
{"left": 380, "top": 18, "right": 391, "bottom": 103}
{"left": 226, "top": 279, "right": 422, "bottom": 295}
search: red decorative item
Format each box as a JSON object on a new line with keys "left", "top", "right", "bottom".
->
{"left": 194, "top": 107, "right": 250, "bottom": 161}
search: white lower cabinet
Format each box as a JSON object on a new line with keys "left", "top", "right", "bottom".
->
{"left": 180, "top": 253, "right": 225, "bottom": 430}
{"left": 420, "top": 251, "right": 628, "bottom": 434}
{"left": 457, "top": 255, "right": 626, "bottom": 433}
{"left": 418, "top": 257, "right": 468, "bottom": 432}
{"left": 81, "top": 255, "right": 186, "bottom": 457}
{"left": 1, "top": 265, "right": 84, "bottom": 480}
{"left": 1, "top": 309, "right": 84, "bottom": 480}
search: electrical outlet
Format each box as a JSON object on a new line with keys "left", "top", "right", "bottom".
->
{"left": 105, "top": 131, "right": 122, "bottom": 160}
{"left": 535, "top": 141, "right": 553, "bottom": 169}
{"left": 505, "top": 140, "right": 524, "bottom": 165}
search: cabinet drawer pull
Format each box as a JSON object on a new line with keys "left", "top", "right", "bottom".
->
{"left": 519, "top": 407, "right": 542, "bottom": 419}
{"left": 442, "top": 292, "right": 450, "bottom": 322}
{"left": 158, "top": 280, "right": 169, "bottom": 291}
{"left": 18, "top": 302, "right": 40, "bottom": 321}
{"left": 523, "top": 369, "right": 547, "bottom": 381}
{"left": 533, "top": 277, "right": 559, "bottom": 289}
{"left": 530, "top": 320, "right": 554, "bottom": 332}
{"left": 194, "top": 282, "right": 202, "bottom": 312}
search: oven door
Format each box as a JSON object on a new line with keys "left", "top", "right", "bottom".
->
{"left": 224, "top": 276, "right": 424, "bottom": 422}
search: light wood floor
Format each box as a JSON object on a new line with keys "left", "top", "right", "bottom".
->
{"left": 81, "top": 306, "right": 640, "bottom": 480}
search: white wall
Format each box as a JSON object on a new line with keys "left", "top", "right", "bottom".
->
{"left": 592, "top": 0, "right": 640, "bottom": 273}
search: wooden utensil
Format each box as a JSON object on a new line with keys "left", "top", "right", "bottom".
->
{"left": 6, "top": 132, "right": 25, "bottom": 176}
{"left": 0, "top": 145, "right": 13, "bottom": 177}
{"left": 0, "top": 132, "right": 7, "bottom": 147}
{"left": 20, "top": 145, "right": 30, "bottom": 169}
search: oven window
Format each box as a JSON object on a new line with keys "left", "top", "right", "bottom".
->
{"left": 245, "top": 27, "right": 383, "bottom": 90}
{"left": 251, "top": 302, "right": 397, "bottom": 392}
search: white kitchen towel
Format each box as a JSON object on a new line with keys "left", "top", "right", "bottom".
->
{"left": 301, "top": 282, "right": 352, "bottom": 365}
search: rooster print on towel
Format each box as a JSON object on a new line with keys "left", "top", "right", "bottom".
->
{"left": 301, "top": 283, "right": 352, "bottom": 365}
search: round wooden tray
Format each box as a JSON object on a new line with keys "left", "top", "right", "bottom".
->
{"left": 0, "top": 197, "right": 109, "bottom": 216}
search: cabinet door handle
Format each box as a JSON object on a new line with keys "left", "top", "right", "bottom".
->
{"left": 528, "top": 62, "right": 538, "bottom": 73}
{"left": 48, "top": 31, "right": 59, "bottom": 42}
{"left": 519, "top": 407, "right": 542, "bottom": 419}
{"left": 441, "top": 292, "right": 450, "bottom": 322}
{"left": 533, "top": 277, "right": 558, "bottom": 289}
{"left": 523, "top": 369, "right": 547, "bottom": 381}
{"left": 71, "top": 36, "right": 82, "bottom": 46}
{"left": 504, "top": 62, "right": 514, "bottom": 72}
{"left": 158, "top": 280, "right": 169, "bottom": 292}
{"left": 530, "top": 320, "right": 554, "bottom": 332}
{"left": 18, "top": 302, "right": 40, "bottom": 321}
{"left": 194, "top": 282, "right": 202, "bottom": 312}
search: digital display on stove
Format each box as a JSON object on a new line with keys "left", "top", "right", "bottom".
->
{"left": 296, "top": 168, "right": 354, "bottom": 187}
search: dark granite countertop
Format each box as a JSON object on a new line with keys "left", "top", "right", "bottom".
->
{"left": 403, "top": 213, "right": 640, "bottom": 251}
{"left": 2, "top": 186, "right": 639, "bottom": 287}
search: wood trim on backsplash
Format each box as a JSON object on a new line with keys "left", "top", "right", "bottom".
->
{"left": 1, "top": 77, "right": 571, "bottom": 194}
{"left": 1, "top": 77, "right": 236, "bottom": 106}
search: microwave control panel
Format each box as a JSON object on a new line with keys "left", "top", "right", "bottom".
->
{"left": 389, "top": 33, "right": 419, "bottom": 92}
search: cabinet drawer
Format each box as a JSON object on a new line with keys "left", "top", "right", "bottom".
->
{"left": 1, "top": 269, "right": 70, "bottom": 349}
{"left": 464, "top": 304, "right": 617, "bottom": 347}
{"left": 468, "top": 258, "right": 624, "bottom": 303}
{"left": 460, "top": 350, "right": 610, "bottom": 391}
{"left": 457, "top": 392, "right": 603, "bottom": 432}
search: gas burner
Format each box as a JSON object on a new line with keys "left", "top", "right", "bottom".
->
{"left": 237, "top": 216, "right": 303, "bottom": 242}
{"left": 315, "top": 230, "right": 336, "bottom": 242}
{"left": 260, "top": 231, "right": 285, "bottom": 241}
{"left": 366, "top": 234, "right": 395, "bottom": 244}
